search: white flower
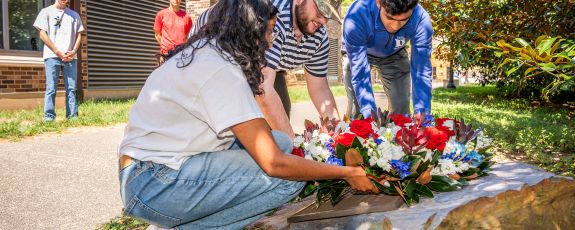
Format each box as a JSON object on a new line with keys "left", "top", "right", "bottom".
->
{"left": 376, "top": 157, "right": 391, "bottom": 171}
{"left": 371, "top": 122, "right": 379, "bottom": 134}
{"left": 366, "top": 140, "right": 405, "bottom": 172}
{"left": 389, "top": 125, "right": 402, "bottom": 140}
{"left": 431, "top": 159, "right": 457, "bottom": 176}
{"left": 442, "top": 140, "right": 460, "bottom": 155}
{"left": 305, "top": 154, "right": 313, "bottom": 160}
{"left": 312, "top": 130, "right": 320, "bottom": 138}
{"left": 319, "top": 149, "right": 332, "bottom": 160}
{"left": 455, "top": 162, "right": 470, "bottom": 173}
{"left": 336, "top": 120, "right": 349, "bottom": 133}
{"left": 423, "top": 149, "right": 433, "bottom": 162}
{"left": 293, "top": 136, "right": 305, "bottom": 147}
{"left": 318, "top": 133, "right": 332, "bottom": 143}
{"left": 475, "top": 131, "right": 492, "bottom": 150}
{"left": 383, "top": 181, "right": 391, "bottom": 187}
{"left": 369, "top": 157, "right": 378, "bottom": 166}
{"left": 376, "top": 127, "right": 387, "bottom": 138}
{"left": 442, "top": 119, "right": 455, "bottom": 131}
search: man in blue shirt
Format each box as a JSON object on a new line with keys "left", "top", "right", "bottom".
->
{"left": 343, "top": 0, "right": 433, "bottom": 117}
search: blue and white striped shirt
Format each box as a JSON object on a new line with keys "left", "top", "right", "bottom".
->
{"left": 191, "top": 0, "right": 330, "bottom": 77}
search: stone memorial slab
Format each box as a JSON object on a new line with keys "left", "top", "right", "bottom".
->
{"left": 287, "top": 193, "right": 405, "bottom": 223}
{"left": 248, "top": 162, "right": 575, "bottom": 230}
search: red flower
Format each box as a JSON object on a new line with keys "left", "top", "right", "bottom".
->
{"left": 435, "top": 118, "right": 456, "bottom": 136}
{"left": 436, "top": 125, "right": 455, "bottom": 137}
{"left": 391, "top": 114, "right": 413, "bottom": 127}
{"left": 424, "top": 127, "right": 449, "bottom": 152}
{"left": 334, "top": 133, "right": 357, "bottom": 147}
{"left": 292, "top": 147, "right": 305, "bottom": 158}
{"left": 350, "top": 118, "right": 374, "bottom": 139}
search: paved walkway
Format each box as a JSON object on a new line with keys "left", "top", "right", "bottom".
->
{"left": 0, "top": 81, "right": 451, "bottom": 229}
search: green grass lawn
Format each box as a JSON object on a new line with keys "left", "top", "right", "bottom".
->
{"left": 288, "top": 85, "right": 346, "bottom": 103}
{"left": 0, "top": 98, "right": 134, "bottom": 141}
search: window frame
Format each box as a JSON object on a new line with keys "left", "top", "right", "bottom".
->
{"left": 0, "top": 0, "right": 47, "bottom": 55}
{"left": 1, "top": 0, "right": 8, "bottom": 50}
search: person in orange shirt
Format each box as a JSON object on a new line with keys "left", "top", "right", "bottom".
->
{"left": 154, "top": 0, "right": 192, "bottom": 65}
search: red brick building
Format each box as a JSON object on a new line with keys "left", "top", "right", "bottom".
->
{"left": 0, "top": 0, "right": 342, "bottom": 110}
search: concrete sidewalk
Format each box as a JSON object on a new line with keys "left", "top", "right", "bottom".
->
{"left": 0, "top": 81, "right": 449, "bottom": 229}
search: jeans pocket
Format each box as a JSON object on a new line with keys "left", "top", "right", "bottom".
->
{"left": 124, "top": 195, "right": 182, "bottom": 228}
{"left": 152, "top": 163, "right": 180, "bottom": 184}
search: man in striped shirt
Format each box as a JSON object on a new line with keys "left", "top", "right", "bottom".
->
{"left": 191, "top": 0, "right": 342, "bottom": 140}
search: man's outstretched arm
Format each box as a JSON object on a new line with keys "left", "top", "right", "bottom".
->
{"left": 305, "top": 70, "right": 340, "bottom": 121}
{"left": 256, "top": 66, "right": 295, "bottom": 140}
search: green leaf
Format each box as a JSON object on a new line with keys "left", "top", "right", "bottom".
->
{"left": 478, "top": 161, "right": 494, "bottom": 171}
{"left": 536, "top": 37, "right": 558, "bottom": 55}
{"left": 336, "top": 143, "right": 348, "bottom": 160}
{"left": 301, "top": 183, "right": 317, "bottom": 197}
{"left": 372, "top": 180, "right": 398, "bottom": 195}
{"left": 330, "top": 185, "right": 346, "bottom": 205}
{"left": 415, "top": 183, "right": 434, "bottom": 198}
{"left": 505, "top": 66, "right": 520, "bottom": 76}
{"left": 538, "top": 62, "right": 557, "bottom": 72}
{"left": 351, "top": 136, "right": 363, "bottom": 149}
{"left": 416, "top": 160, "right": 431, "bottom": 175}
{"left": 458, "top": 178, "right": 469, "bottom": 186}
{"left": 461, "top": 168, "right": 480, "bottom": 177}
{"left": 427, "top": 176, "right": 463, "bottom": 192}
{"left": 431, "top": 150, "right": 442, "bottom": 165}
{"left": 515, "top": 38, "right": 530, "bottom": 48}
{"left": 405, "top": 180, "right": 416, "bottom": 198}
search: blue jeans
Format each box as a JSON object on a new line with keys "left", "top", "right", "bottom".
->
{"left": 119, "top": 131, "right": 304, "bottom": 229}
{"left": 343, "top": 48, "right": 411, "bottom": 117}
{"left": 44, "top": 58, "right": 78, "bottom": 120}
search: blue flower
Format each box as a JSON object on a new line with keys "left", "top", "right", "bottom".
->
{"left": 442, "top": 143, "right": 467, "bottom": 161}
{"left": 374, "top": 137, "right": 384, "bottom": 145}
{"left": 324, "top": 139, "right": 336, "bottom": 155}
{"left": 391, "top": 160, "right": 412, "bottom": 179}
{"left": 326, "top": 155, "right": 343, "bottom": 166}
{"left": 465, "top": 150, "right": 485, "bottom": 167}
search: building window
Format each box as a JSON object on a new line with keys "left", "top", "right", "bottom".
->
{"left": 1, "top": 0, "right": 47, "bottom": 51}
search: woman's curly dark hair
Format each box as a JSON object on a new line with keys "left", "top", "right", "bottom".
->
{"left": 171, "top": 0, "right": 278, "bottom": 95}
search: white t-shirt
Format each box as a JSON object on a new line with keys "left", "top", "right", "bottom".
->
{"left": 33, "top": 5, "right": 84, "bottom": 60}
{"left": 119, "top": 42, "right": 264, "bottom": 170}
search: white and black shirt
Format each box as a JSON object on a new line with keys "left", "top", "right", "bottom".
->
{"left": 191, "top": 0, "right": 329, "bottom": 77}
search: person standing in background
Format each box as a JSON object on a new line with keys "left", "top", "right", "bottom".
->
{"left": 33, "top": 0, "right": 84, "bottom": 121}
{"left": 154, "top": 0, "right": 193, "bottom": 65}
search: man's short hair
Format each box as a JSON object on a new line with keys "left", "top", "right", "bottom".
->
{"left": 379, "top": 0, "right": 418, "bottom": 15}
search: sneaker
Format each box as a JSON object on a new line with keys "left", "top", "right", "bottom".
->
{"left": 43, "top": 117, "right": 55, "bottom": 122}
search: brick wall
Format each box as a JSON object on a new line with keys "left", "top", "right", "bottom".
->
{"left": 186, "top": 0, "right": 215, "bottom": 22}
{"left": 0, "top": 66, "right": 71, "bottom": 93}
{"left": 78, "top": 0, "right": 89, "bottom": 91}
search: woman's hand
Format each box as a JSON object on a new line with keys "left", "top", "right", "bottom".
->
{"left": 344, "top": 166, "right": 379, "bottom": 193}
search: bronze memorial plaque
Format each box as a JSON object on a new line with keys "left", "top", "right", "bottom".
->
{"left": 287, "top": 194, "right": 405, "bottom": 223}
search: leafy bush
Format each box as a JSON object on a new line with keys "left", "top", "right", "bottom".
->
{"left": 420, "top": 0, "right": 575, "bottom": 101}
{"left": 479, "top": 36, "right": 575, "bottom": 100}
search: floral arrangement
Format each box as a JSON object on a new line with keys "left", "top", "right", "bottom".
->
{"left": 292, "top": 110, "right": 493, "bottom": 206}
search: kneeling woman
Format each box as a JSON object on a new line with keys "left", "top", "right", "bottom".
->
{"left": 118, "top": 0, "right": 378, "bottom": 229}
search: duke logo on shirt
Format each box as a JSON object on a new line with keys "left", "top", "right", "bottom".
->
{"left": 395, "top": 37, "right": 406, "bottom": 49}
